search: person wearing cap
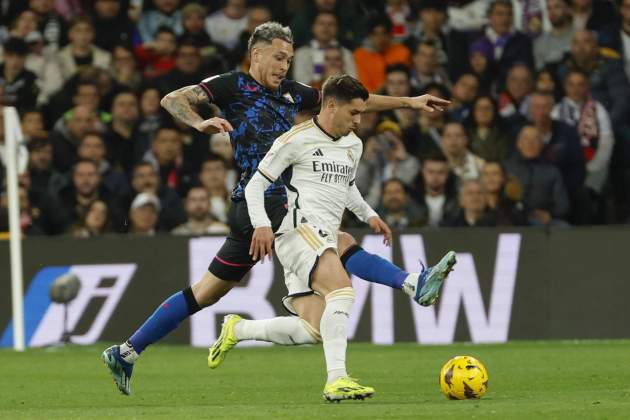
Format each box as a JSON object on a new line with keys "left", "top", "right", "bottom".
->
{"left": 128, "top": 191, "right": 160, "bottom": 236}
{"left": 0, "top": 37, "right": 39, "bottom": 110}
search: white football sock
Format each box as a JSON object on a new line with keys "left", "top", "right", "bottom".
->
{"left": 119, "top": 341, "right": 139, "bottom": 364}
{"left": 233, "top": 317, "right": 321, "bottom": 345}
{"left": 320, "top": 287, "right": 355, "bottom": 384}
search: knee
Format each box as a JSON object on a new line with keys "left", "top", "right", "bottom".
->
{"left": 337, "top": 231, "right": 357, "bottom": 256}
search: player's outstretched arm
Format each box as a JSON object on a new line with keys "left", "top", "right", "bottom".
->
{"left": 365, "top": 93, "right": 450, "bottom": 113}
{"left": 160, "top": 85, "right": 233, "bottom": 134}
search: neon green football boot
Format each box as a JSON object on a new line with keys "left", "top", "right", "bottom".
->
{"left": 207, "top": 314, "right": 241, "bottom": 369}
{"left": 323, "top": 377, "right": 375, "bottom": 402}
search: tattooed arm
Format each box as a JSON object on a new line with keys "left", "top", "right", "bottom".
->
{"left": 160, "top": 85, "right": 234, "bottom": 134}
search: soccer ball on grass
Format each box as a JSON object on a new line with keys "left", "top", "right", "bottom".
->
{"left": 439, "top": 355, "right": 488, "bottom": 400}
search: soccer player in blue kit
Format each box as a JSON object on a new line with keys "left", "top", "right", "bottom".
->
{"left": 102, "top": 22, "right": 456, "bottom": 396}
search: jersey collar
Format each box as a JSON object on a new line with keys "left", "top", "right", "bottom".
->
{"left": 313, "top": 116, "right": 341, "bottom": 141}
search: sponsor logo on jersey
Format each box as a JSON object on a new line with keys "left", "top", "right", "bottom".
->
{"left": 312, "top": 148, "right": 324, "bottom": 157}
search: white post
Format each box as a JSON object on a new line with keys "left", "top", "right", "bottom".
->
{"left": 4, "top": 106, "right": 25, "bottom": 351}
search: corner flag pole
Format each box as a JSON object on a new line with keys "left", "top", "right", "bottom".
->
{"left": 4, "top": 106, "right": 25, "bottom": 351}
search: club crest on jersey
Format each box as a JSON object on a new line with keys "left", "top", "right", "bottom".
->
{"left": 347, "top": 150, "right": 354, "bottom": 162}
{"left": 283, "top": 92, "right": 295, "bottom": 103}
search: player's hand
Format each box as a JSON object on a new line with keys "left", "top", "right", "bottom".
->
{"left": 407, "top": 94, "right": 450, "bottom": 113}
{"left": 367, "top": 216, "right": 392, "bottom": 247}
{"left": 194, "top": 117, "right": 234, "bottom": 134}
{"left": 250, "top": 226, "right": 274, "bottom": 263}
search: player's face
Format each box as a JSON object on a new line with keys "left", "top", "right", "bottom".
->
{"left": 332, "top": 98, "right": 367, "bottom": 137}
{"left": 251, "top": 38, "right": 294, "bottom": 90}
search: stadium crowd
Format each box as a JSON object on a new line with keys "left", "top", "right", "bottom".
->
{"left": 1, "top": 0, "right": 630, "bottom": 236}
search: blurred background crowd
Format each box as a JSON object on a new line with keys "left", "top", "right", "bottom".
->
{"left": 0, "top": 0, "right": 629, "bottom": 237}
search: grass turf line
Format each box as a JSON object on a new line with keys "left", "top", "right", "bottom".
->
{"left": 1, "top": 341, "right": 630, "bottom": 419}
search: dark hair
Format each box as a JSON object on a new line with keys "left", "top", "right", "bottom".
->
{"left": 386, "top": 64, "right": 411, "bottom": 77}
{"left": 464, "top": 94, "right": 502, "bottom": 129}
{"left": 483, "top": 160, "right": 508, "bottom": 176}
{"left": 487, "top": 0, "right": 513, "bottom": 16}
{"left": 421, "top": 82, "right": 451, "bottom": 100}
{"left": 418, "top": 0, "right": 447, "bottom": 12}
{"left": 247, "top": 21, "right": 293, "bottom": 51}
{"left": 156, "top": 25, "right": 176, "bottom": 37}
{"left": 367, "top": 14, "right": 393, "bottom": 34}
{"left": 3, "top": 37, "right": 28, "bottom": 56}
{"left": 69, "top": 15, "right": 94, "bottom": 30}
{"left": 382, "top": 177, "right": 408, "bottom": 193}
{"left": 73, "top": 158, "right": 99, "bottom": 172}
{"left": 132, "top": 161, "right": 155, "bottom": 177}
{"left": 413, "top": 39, "right": 438, "bottom": 55}
{"left": 563, "top": 68, "right": 590, "bottom": 83}
{"left": 80, "top": 131, "right": 105, "bottom": 145}
{"left": 27, "top": 137, "right": 51, "bottom": 152}
{"left": 322, "top": 74, "right": 369, "bottom": 103}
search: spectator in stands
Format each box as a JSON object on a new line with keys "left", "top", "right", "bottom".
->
{"left": 380, "top": 65, "right": 417, "bottom": 129}
{"left": 534, "top": 0, "right": 574, "bottom": 69}
{"left": 128, "top": 192, "right": 160, "bottom": 235}
{"left": 443, "top": 179, "right": 496, "bottom": 227}
{"left": 465, "top": 95, "right": 510, "bottom": 161}
{"left": 58, "top": 158, "right": 119, "bottom": 229}
{"left": 179, "top": 3, "right": 227, "bottom": 74}
{"left": 172, "top": 186, "right": 228, "bottom": 235}
{"left": 354, "top": 14, "right": 411, "bottom": 92}
{"left": 128, "top": 161, "right": 185, "bottom": 231}
{"left": 505, "top": 125, "right": 570, "bottom": 225}
{"left": 209, "top": 132, "right": 238, "bottom": 190}
{"left": 510, "top": 0, "right": 550, "bottom": 38}
{"left": 4, "top": 10, "right": 62, "bottom": 105}
{"left": 408, "top": 0, "right": 469, "bottom": 82}
{"left": 198, "top": 155, "right": 230, "bottom": 224}
{"left": 91, "top": 0, "right": 134, "bottom": 51}
{"left": 155, "top": 40, "right": 204, "bottom": 95}
{"left": 552, "top": 70, "right": 614, "bottom": 221}
{"left": 20, "top": 109, "right": 46, "bottom": 141}
{"left": 570, "top": 0, "right": 618, "bottom": 32}
{"left": 447, "top": 73, "right": 479, "bottom": 122}
{"left": 473, "top": 0, "right": 535, "bottom": 85}
{"left": 70, "top": 199, "right": 111, "bottom": 237}
{"left": 29, "top": 0, "right": 67, "bottom": 49}
{"left": 377, "top": 178, "right": 424, "bottom": 229}
{"left": 50, "top": 104, "right": 98, "bottom": 172}
{"left": 205, "top": 0, "right": 248, "bottom": 51}
{"left": 385, "top": 0, "right": 411, "bottom": 43}
{"left": 468, "top": 38, "right": 496, "bottom": 94}
{"left": 413, "top": 154, "right": 459, "bottom": 227}
{"left": 535, "top": 67, "right": 562, "bottom": 100}
{"left": 77, "top": 132, "right": 130, "bottom": 196}
{"left": 103, "top": 91, "right": 141, "bottom": 174}
{"left": 28, "top": 137, "right": 64, "bottom": 194}
{"left": 402, "top": 83, "right": 449, "bottom": 160}
{"left": 0, "top": 184, "right": 45, "bottom": 235}
{"left": 441, "top": 121, "right": 485, "bottom": 182}
{"left": 293, "top": 12, "right": 356, "bottom": 87}
{"left": 137, "top": 86, "right": 165, "bottom": 143}
{"left": 0, "top": 37, "right": 39, "bottom": 110}
{"left": 357, "top": 120, "right": 420, "bottom": 207}
{"left": 529, "top": 90, "right": 586, "bottom": 209}
{"left": 409, "top": 40, "right": 451, "bottom": 91}
{"left": 135, "top": 26, "right": 177, "bottom": 79}
{"left": 142, "top": 125, "right": 187, "bottom": 194}
{"left": 137, "top": 0, "right": 182, "bottom": 43}
{"left": 599, "top": 0, "right": 630, "bottom": 81}
{"left": 480, "top": 161, "right": 527, "bottom": 226}
{"left": 290, "top": 0, "right": 365, "bottom": 49}
{"left": 557, "top": 30, "right": 630, "bottom": 127}
{"left": 498, "top": 63, "right": 533, "bottom": 121}
{"left": 57, "top": 16, "right": 111, "bottom": 83}
{"left": 108, "top": 45, "right": 139, "bottom": 91}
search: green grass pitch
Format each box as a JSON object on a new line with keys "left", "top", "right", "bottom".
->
{"left": 2, "top": 340, "right": 630, "bottom": 419}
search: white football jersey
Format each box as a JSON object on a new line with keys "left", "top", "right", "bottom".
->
{"left": 256, "top": 118, "right": 363, "bottom": 234}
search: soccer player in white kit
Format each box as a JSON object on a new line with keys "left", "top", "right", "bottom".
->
{"left": 244, "top": 75, "right": 396, "bottom": 401}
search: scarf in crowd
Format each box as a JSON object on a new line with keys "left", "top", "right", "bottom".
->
{"left": 557, "top": 96, "right": 599, "bottom": 161}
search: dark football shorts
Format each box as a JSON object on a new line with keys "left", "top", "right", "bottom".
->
{"left": 208, "top": 194, "right": 287, "bottom": 281}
